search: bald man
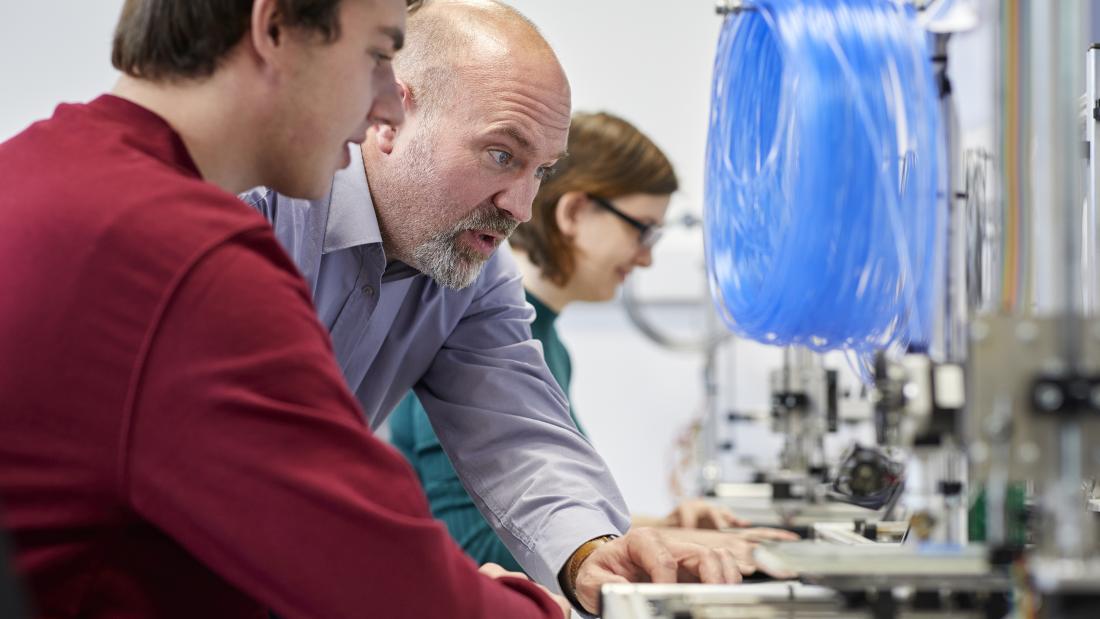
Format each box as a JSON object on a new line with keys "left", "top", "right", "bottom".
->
{"left": 243, "top": 0, "right": 741, "bottom": 614}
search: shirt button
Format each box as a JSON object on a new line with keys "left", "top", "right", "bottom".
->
{"left": 361, "top": 285, "right": 375, "bottom": 297}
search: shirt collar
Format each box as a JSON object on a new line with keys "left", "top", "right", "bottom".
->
{"left": 323, "top": 144, "right": 383, "bottom": 254}
{"left": 91, "top": 95, "right": 201, "bottom": 180}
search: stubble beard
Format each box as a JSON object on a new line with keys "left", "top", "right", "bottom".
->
{"left": 413, "top": 206, "right": 518, "bottom": 290}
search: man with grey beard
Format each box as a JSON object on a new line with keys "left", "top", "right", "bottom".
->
{"left": 244, "top": 1, "right": 742, "bottom": 615}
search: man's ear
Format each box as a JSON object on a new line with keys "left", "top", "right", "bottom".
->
{"left": 249, "top": 0, "right": 285, "bottom": 69}
{"left": 555, "top": 191, "right": 590, "bottom": 239}
{"left": 375, "top": 80, "right": 413, "bottom": 156}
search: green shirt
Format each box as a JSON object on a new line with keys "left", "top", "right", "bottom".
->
{"left": 389, "top": 290, "right": 582, "bottom": 572}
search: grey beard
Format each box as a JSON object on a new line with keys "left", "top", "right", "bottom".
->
{"left": 412, "top": 206, "right": 518, "bottom": 290}
{"left": 413, "top": 230, "right": 485, "bottom": 289}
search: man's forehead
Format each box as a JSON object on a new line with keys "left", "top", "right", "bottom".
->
{"left": 344, "top": 0, "right": 406, "bottom": 46}
{"left": 423, "top": 60, "right": 565, "bottom": 149}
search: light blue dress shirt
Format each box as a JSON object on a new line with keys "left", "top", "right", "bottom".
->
{"left": 241, "top": 146, "right": 629, "bottom": 590}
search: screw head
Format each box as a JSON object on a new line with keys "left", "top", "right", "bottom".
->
{"left": 1034, "top": 383, "right": 1064, "bottom": 411}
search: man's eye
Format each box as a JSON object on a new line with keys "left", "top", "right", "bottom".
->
{"left": 535, "top": 165, "right": 556, "bottom": 181}
{"left": 489, "top": 150, "right": 514, "bottom": 167}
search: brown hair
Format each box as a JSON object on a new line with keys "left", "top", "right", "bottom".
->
{"left": 510, "top": 112, "right": 678, "bottom": 285}
{"left": 111, "top": 0, "right": 344, "bottom": 81}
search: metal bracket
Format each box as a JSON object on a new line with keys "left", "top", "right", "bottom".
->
{"left": 772, "top": 391, "right": 809, "bottom": 412}
{"left": 1030, "top": 374, "right": 1100, "bottom": 415}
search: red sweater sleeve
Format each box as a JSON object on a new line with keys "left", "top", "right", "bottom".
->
{"left": 124, "top": 231, "right": 562, "bottom": 619}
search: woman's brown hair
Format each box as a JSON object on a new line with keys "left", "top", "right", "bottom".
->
{"left": 510, "top": 111, "right": 678, "bottom": 285}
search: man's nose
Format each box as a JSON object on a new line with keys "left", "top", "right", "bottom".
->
{"left": 368, "top": 68, "right": 404, "bottom": 128}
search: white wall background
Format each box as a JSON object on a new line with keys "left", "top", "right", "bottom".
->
{"left": 0, "top": 2, "right": 126, "bottom": 140}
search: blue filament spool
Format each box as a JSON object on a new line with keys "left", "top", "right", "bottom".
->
{"left": 704, "top": 0, "right": 942, "bottom": 355}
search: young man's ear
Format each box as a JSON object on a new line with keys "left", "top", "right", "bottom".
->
{"left": 555, "top": 191, "right": 590, "bottom": 239}
{"left": 374, "top": 80, "right": 413, "bottom": 156}
{"left": 249, "top": 0, "right": 285, "bottom": 68}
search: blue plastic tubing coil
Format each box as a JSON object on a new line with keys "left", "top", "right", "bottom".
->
{"left": 704, "top": 0, "right": 942, "bottom": 355}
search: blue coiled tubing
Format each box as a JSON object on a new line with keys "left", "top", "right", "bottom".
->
{"left": 704, "top": 0, "right": 941, "bottom": 355}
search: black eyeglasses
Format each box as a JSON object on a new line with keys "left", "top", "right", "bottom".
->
{"left": 588, "top": 195, "right": 664, "bottom": 248}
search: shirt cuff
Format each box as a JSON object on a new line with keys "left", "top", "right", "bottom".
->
{"left": 511, "top": 507, "right": 628, "bottom": 613}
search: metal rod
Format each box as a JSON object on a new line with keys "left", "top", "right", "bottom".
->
{"left": 1085, "top": 46, "right": 1100, "bottom": 316}
{"left": 937, "top": 31, "right": 969, "bottom": 363}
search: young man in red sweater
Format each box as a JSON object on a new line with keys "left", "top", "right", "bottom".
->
{"left": 0, "top": 0, "right": 570, "bottom": 616}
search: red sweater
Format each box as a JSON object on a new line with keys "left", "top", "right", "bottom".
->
{"left": 0, "top": 95, "right": 561, "bottom": 619}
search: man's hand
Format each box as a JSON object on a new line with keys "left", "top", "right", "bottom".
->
{"left": 654, "top": 528, "right": 799, "bottom": 579}
{"left": 572, "top": 528, "right": 742, "bottom": 614}
{"left": 480, "top": 563, "right": 571, "bottom": 618}
{"left": 662, "top": 499, "right": 751, "bottom": 529}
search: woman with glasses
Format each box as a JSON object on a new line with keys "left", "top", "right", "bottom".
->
{"left": 389, "top": 111, "right": 776, "bottom": 573}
